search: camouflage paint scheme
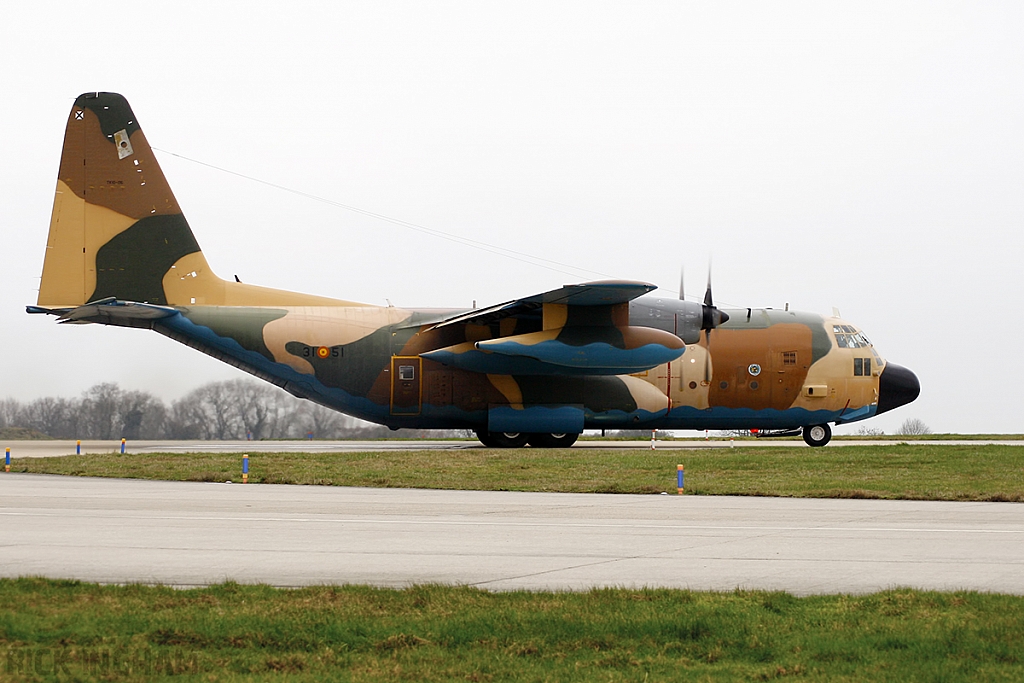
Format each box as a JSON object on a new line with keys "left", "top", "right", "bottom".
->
{"left": 31, "top": 93, "right": 919, "bottom": 442}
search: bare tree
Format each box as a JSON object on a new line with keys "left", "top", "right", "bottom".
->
{"left": 4, "top": 378, "right": 422, "bottom": 441}
{"left": 73, "top": 383, "right": 167, "bottom": 439}
{"left": 165, "top": 395, "right": 211, "bottom": 439}
{"left": 230, "top": 380, "right": 291, "bottom": 440}
{"left": 897, "top": 418, "right": 931, "bottom": 435}
{"left": 299, "top": 402, "right": 359, "bottom": 439}
{"left": 0, "top": 398, "right": 20, "bottom": 429}
{"left": 120, "top": 390, "right": 167, "bottom": 440}
{"left": 78, "top": 383, "right": 123, "bottom": 439}
{"left": 167, "top": 382, "right": 250, "bottom": 439}
{"left": 20, "top": 396, "right": 78, "bottom": 438}
{"left": 166, "top": 379, "right": 308, "bottom": 439}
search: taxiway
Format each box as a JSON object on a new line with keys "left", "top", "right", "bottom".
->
{"left": 2, "top": 474, "right": 1021, "bottom": 594}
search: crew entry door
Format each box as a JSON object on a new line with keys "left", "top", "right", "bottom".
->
{"left": 390, "top": 356, "right": 422, "bottom": 415}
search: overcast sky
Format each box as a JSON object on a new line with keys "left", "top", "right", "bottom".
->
{"left": 2, "top": 1, "right": 1022, "bottom": 433}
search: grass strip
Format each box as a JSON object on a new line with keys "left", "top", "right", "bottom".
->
{"left": 9, "top": 444, "right": 1024, "bottom": 501}
{"left": 1, "top": 579, "right": 1022, "bottom": 682}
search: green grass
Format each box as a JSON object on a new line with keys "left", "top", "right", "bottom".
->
{"left": 1, "top": 579, "right": 1022, "bottom": 682}
{"left": 9, "top": 444, "right": 1024, "bottom": 501}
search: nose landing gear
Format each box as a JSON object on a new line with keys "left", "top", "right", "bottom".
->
{"left": 802, "top": 423, "right": 832, "bottom": 447}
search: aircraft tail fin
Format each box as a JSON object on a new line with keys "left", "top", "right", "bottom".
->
{"left": 38, "top": 92, "right": 224, "bottom": 308}
{"left": 38, "top": 92, "right": 362, "bottom": 310}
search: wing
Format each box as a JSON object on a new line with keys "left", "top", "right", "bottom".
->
{"left": 423, "top": 280, "right": 685, "bottom": 376}
{"left": 429, "top": 280, "right": 658, "bottom": 330}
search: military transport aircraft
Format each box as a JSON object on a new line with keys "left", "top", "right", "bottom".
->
{"left": 29, "top": 92, "right": 920, "bottom": 447}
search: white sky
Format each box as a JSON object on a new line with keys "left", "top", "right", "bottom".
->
{"left": 1, "top": 1, "right": 1022, "bottom": 433}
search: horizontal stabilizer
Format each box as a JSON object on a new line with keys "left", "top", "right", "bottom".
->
{"left": 28, "top": 299, "right": 178, "bottom": 327}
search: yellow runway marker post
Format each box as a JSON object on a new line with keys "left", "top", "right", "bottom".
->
{"left": 677, "top": 464, "right": 684, "bottom": 494}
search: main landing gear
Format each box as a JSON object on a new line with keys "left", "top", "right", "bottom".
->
{"left": 802, "top": 423, "right": 832, "bottom": 447}
{"left": 475, "top": 430, "right": 580, "bottom": 448}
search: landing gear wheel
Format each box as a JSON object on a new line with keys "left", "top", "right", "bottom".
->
{"left": 475, "top": 430, "right": 529, "bottom": 448}
{"left": 802, "top": 423, "right": 832, "bottom": 447}
{"left": 527, "top": 433, "right": 580, "bottom": 448}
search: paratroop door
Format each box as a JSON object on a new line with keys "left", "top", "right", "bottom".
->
{"left": 390, "top": 356, "right": 422, "bottom": 415}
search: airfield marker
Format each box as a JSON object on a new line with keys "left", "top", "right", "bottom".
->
{"left": 120, "top": 438, "right": 126, "bottom": 454}
{"left": 76, "top": 440, "right": 81, "bottom": 455}
{"left": 650, "top": 430, "right": 657, "bottom": 450}
{"left": 5, "top": 447, "right": 9, "bottom": 472}
{"left": 730, "top": 437, "right": 735, "bottom": 448}
{"left": 677, "top": 464, "right": 684, "bottom": 494}
{"left": 242, "top": 454, "right": 249, "bottom": 484}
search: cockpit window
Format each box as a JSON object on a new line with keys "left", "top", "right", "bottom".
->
{"left": 833, "top": 325, "right": 871, "bottom": 349}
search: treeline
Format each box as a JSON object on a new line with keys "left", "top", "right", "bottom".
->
{"left": 0, "top": 380, "right": 460, "bottom": 440}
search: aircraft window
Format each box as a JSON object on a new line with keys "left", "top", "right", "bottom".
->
{"left": 835, "top": 332, "right": 871, "bottom": 349}
{"left": 782, "top": 351, "right": 797, "bottom": 365}
{"left": 854, "top": 358, "right": 873, "bottom": 376}
{"left": 833, "top": 325, "right": 844, "bottom": 334}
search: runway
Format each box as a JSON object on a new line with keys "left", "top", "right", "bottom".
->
{"left": 6, "top": 437, "right": 1022, "bottom": 458}
{"left": 2, "top": 474, "right": 1022, "bottom": 595}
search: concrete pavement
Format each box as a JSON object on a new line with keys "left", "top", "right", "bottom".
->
{"left": 2, "top": 474, "right": 1022, "bottom": 594}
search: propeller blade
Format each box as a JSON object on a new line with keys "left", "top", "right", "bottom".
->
{"left": 700, "top": 263, "right": 730, "bottom": 330}
{"left": 704, "top": 264, "right": 713, "bottom": 307}
{"left": 678, "top": 266, "right": 685, "bottom": 301}
{"left": 703, "top": 328, "right": 712, "bottom": 383}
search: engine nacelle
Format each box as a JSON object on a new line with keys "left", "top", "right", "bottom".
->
{"left": 422, "top": 325, "right": 684, "bottom": 376}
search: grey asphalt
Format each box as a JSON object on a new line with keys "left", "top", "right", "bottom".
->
{"left": 5, "top": 437, "right": 1022, "bottom": 458}
{"left": 2, "top": 474, "right": 1022, "bottom": 594}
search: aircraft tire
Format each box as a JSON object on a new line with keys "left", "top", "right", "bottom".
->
{"left": 475, "top": 430, "right": 529, "bottom": 448}
{"left": 802, "top": 423, "right": 832, "bottom": 447}
{"left": 527, "top": 433, "right": 580, "bottom": 448}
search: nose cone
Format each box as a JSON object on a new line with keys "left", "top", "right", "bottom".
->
{"left": 876, "top": 363, "right": 920, "bottom": 414}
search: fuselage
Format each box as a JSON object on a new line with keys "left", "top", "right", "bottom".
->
{"left": 148, "top": 295, "right": 911, "bottom": 433}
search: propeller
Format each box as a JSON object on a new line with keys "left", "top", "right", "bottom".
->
{"left": 700, "top": 265, "right": 729, "bottom": 331}
{"left": 699, "top": 264, "right": 729, "bottom": 383}
{"left": 679, "top": 262, "right": 729, "bottom": 383}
